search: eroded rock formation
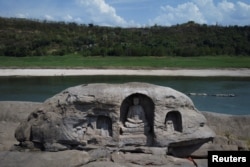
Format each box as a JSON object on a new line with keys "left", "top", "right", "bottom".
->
{"left": 15, "top": 82, "right": 215, "bottom": 157}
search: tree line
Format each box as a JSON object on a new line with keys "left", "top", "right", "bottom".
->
{"left": 0, "top": 17, "right": 250, "bottom": 57}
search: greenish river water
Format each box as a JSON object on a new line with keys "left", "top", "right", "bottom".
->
{"left": 0, "top": 76, "right": 249, "bottom": 115}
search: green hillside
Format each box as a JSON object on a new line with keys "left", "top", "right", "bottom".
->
{"left": 0, "top": 17, "right": 250, "bottom": 57}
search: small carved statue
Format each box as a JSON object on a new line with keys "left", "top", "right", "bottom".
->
{"left": 166, "top": 120, "right": 174, "bottom": 132}
{"left": 125, "top": 97, "right": 147, "bottom": 127}
{"left": 121, "top": 97, "right": 150, "bottom": 135}
{"left": 99, "top": 118, "right": 111, "bottom": 137}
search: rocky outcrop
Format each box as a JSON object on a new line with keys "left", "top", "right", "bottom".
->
{"left": 14, "top": 82, "right": 215, "bottom": 157}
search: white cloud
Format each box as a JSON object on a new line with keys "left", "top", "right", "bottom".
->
{"left": 74, "top": 17, "right": 83, "bottom": 23}
{"left": 193, "top": 0, "right": 222, "bottom": 25}
{"left": 238, "top": 1, "right": 250, "bottom": 11}
{"left": 64, "top": 14, "right": 73, "bottom": 21}
{"left": 108, "top": 0, "right": 150, "bottom": 5}
{"left": 1, "top": 0, "right": 249, "bottom": 27}
{"left": 16, "top": 13, "right": 29, "bottom": 18}
{"left": 234, "top": 1, "right": 250, "bottom": 20}
{"left": 62, "top": 15, "right": 83, "bottom": 23}
{"left": 44, "top": 14, "right": 54, "bottom": 21}
{"left": 150, "top": 0, "right": 250, "bottom": 26}
{"left": 216, "top": 0, "right": 250, "bottom": 25}
{"left": 218, "top": 0, "right": 235, "bottom": 12}
{"left": 151, "top": 2, "right": 206, "bottom": 26}
{"left": 77, "top": 0, "right": 129, "bottom": 26}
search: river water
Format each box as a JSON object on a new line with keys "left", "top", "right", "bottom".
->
{"left": 0, "top": 76, "right": 249, "bottom": 115}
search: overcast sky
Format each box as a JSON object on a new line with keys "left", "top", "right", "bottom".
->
{"left": 0, "top": 0, "right": 249, "bottom": 27}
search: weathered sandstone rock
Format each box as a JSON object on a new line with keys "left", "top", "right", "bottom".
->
{"left": 14, "top": 82, "right": 215, "bottom": 157}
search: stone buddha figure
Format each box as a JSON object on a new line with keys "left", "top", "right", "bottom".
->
{"left": 121, "top": 97, "right": 150, "bottom": 135}
{"left": 166, "top": 120, "right": 174, "bottom": 132}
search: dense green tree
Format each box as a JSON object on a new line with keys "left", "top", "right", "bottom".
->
{"left": 0, "top": 17, "right": 250, "bottom": 57}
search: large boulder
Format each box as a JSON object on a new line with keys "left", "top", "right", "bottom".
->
{"left": 14, "top": 82, "right": 215, "bottom": 157}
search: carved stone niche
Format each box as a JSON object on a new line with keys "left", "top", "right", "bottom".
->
{"left": 165, "top": 111, "right": 183, "bottom": 133}
{"left": 119, "top": 93, "right": 155, "bottom": 146}
{"left": 83, "top": 115, "right": 113, "bottom": 146}
{"left": 96, "top": 116, "right": 112, "bottom": 137}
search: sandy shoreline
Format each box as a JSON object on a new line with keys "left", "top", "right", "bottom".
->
{"left": 0, "top": 68, "right": 250, "bottom": 77}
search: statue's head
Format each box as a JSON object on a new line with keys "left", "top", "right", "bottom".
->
{"left": 133, "top": 97, "right": 140, "bottom": 105}
{"left": 166, "top": 120, "right": 173, "bottom": 125}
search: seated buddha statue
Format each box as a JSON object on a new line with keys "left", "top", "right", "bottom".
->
{"left": 121, "top": 97, "right": 150, "bottom": 135}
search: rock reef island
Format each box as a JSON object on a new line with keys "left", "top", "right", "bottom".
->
{"left": 0, "top": 82, "right": 249, "bottom": 167}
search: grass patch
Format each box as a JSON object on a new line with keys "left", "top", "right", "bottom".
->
{"left": 0, "top": 55, "right": 250, "bottom": 69}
